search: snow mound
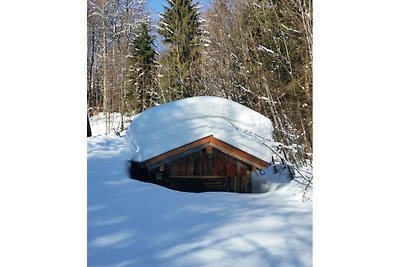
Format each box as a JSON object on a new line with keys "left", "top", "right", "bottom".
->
{"left": 125, "top": 96, "right": 274, "bottom": 163}
{"left": 252, "top": 164, "right": 293, "bottom": 193}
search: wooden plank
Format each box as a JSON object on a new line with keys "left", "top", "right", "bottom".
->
{"left": 207, "top": 153, "right": 212, "bottom": 175}
{"left": 168, "top": 177, "right": 229, "bottom": 193}
{"left": 144, "top": 135, "right": 268, "bottom": 171}
{"left": 146, "top": 143, "right": 210, "bottom": 170}
{"left": 188, "top": 154, "right": 194, "bottom": 176}
{"left": 209, "top": 137, "right": 268, "bottom": 170}
{"left": 144, "top": 136, "right": 213, "bottom": 167}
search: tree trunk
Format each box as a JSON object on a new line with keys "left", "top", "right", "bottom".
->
{"left": 87, "top": 114, "right": 92, "bottom": 137}
{"left": 102, "top": 11, "right": 109, "bottom": 134}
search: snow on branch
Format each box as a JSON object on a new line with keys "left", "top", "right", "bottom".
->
{"left": 236, "top": 84, "right": 254, "bottom": 94}
{"left": 258, "top": 96, "right": 278, "bottom": 104}
{"left": 280, "top": 23, "right": 302, "bottom": 34}
{"left": 88, "top": 12, "right": 105, "bottom": 19}
{"left": 256, "top": 45, "right": 275, "bottom": 54}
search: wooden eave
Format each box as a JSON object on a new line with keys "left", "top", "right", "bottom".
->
{"left": 143, "top": 135, "right": 268, "bottom": 170}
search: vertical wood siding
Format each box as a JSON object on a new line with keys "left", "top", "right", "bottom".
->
{"left": 146, "top": 147, "right": 252, "bottom": 193}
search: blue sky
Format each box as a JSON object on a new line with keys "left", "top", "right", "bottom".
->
{"left": 145, "top": 0, "right": 210, "bottom": 50}
{"left": 145, "top": 0, "right": 210, "bottom": 19}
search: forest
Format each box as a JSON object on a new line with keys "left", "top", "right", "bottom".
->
{"left": 87, "top": 0, "right": 312, "bottom": 165}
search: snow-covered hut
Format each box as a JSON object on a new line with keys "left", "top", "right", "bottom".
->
{"left": 125, "top": 96, "right": 274, "bottom": 193}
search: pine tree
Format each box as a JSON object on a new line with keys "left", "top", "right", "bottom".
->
{"left": 126, "top": 22, "right": 158, "bottom": 113}
{"left": 158, "top": 0, "right": 203, "bottom": 99}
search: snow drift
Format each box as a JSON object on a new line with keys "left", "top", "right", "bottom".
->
{"left": 124, "top": 96, "right": 275, "bottom": 163}
{"left": 88, "top": 135, "right": 313, "bottom": 267}
{"left": 252, "top": 164, "right": 293, "bottom": 193}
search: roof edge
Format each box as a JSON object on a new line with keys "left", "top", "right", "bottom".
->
{"left": 143, "top": 135, "right": 268, "bottom": 170}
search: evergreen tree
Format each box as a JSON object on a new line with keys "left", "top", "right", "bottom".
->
{"left": 126, "top": 22, "right": 158, "bottom": 113}
{"left": 158, "top": 0, "right": 203, "bottom": 99}
{"left": 204, "top": 0, "right": 313, "bottom": 161}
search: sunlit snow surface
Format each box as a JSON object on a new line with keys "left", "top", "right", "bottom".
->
{"left": 124, "top": 96, "right": 275, "bottom": 163}
{"left": 88, "top": 135, "right": 312, "bottom": 267}
{"left": 89, "top": 113, "right": 127, "bottom": 137}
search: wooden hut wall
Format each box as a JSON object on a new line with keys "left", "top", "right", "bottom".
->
{"left": 147, "top": 147, "right": 252, "bottom": 193}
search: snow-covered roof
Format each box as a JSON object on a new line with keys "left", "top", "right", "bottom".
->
{"left": 125, "top": 96, "right": 274, "bottom": 163}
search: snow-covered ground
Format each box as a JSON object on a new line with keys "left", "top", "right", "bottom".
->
{"left": 88, "top": 135, "right": 312, "bottom": 267}
{"left": 89, "top": 112, "right": 132, "bottom": 137}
